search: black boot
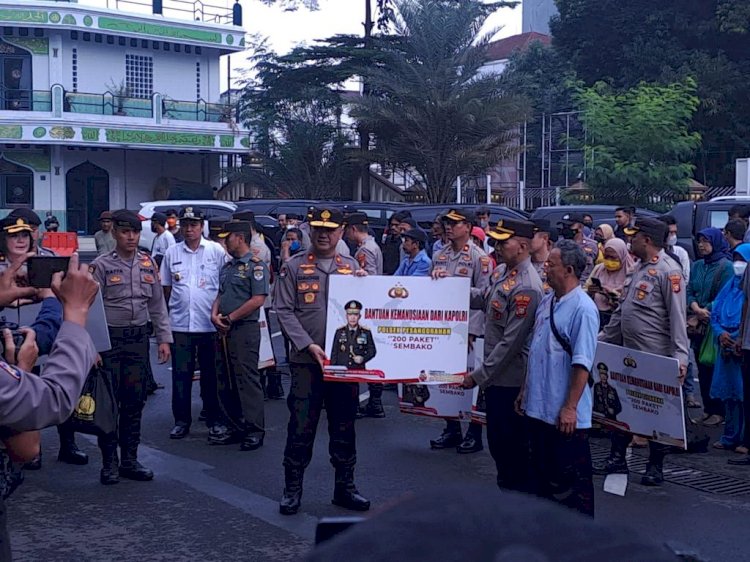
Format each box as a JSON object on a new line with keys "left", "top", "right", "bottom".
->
{"left": 430, "top": 424, "right": 462, "bottom": 449}
{"left": 457, "top": 424, "right": 483, "bottom": 454}
{"left": 58, "top": 429, "right": 89, "bottom": 465}
{"left": 279, "top": 467, "right": 304, "bottom": 515}
{"left": 267, "top": 373, "right": 285, "bottom": 400}
{"left": 332, "top": 467, "right": 370, "bottom": 512}
{"left": 593, "top": 456, "right": 629, "bottom": 475}
{"left": 119, "top": 458, "right": 154, "bottom": 481}
{"left": 641, "top": 450, "right": 665, "bottom": 486}
{"left": 119, "top": 415, "right": 153, "bottom": 481}
{"left": 99, "top": 441, "right": 120, "bottom": 486}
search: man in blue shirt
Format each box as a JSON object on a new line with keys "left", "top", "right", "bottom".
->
{"left": 394, "top": 229, "right": 431, "bottom": 277}
{"left": 522, "top": 239, "right": 599, "bottom": 517}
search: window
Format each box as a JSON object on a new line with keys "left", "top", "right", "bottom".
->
{"left": 709, "top": 211, "right": 729, "bottom": 229}
{"left": 71, "top": 47, "right": 78, "bottom": 92}
{"left": 0, "top": 159, "right": 33, "bottom": 208}
{"left": 125, "top": 53, "right": 153, "bottom": 99}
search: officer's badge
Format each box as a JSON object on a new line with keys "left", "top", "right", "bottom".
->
{"left": 357, "top": 253, "right": 366, "bottom": 267}
{"left": 480, "top": 256, "right": 490, "bottom": 274}
{"left": 298, "top": 282, "right": 310, "bottom": 291}
{"left": 239, "top": 264, "right": 246, "bottom": 271}
{"left": 141, "top": 259, "right": 152, "bottom": 267}
{"left": 492, "top": 271, "right": 501, "bottom": 282}
{"left": 510, "top": 269, "right": 518, "bottom": 277}
{"left": 337, "top": 266, "right": 353, "bottom": 275}
{"left": 304, "top": 292, "right": 316, "bottom": 304}
{"left": 514, "top": 295, "right": 531, "bottom": 318}
{"left": 75, "top": 394, "right": 96, "bottom": 420}
{"left": 502, "top": 282, "right": 511, "bottom": 292}
{"left": 174, "top": 273, "right": 182, "bottom": 282}
{"left": 340, "top": 344, "right": 346, "bottom": 352}
{"left": 648, "top": 268, "right": 657, "bottom": 276}
{"left": 254, "top": 270, "right": 264, "bottom": 281}
{"left": 637, "top": 290, "right": 646, "bottom": 300}
{"left": 651, "top": 256, "right": 659, "bottom": 263}
{"left": 109, "top": 275, "right": 122, "bottom": 283}
{"left": 458, "top": 267, "right": 469, "bottom": 276}
{"left": 388, "top": 284, "right": 409, "bottom": 299}
{"left": 321, "top": 210, "right": 331, "bottom": 221}
{"left": 311, "top": 282, "right": 320, "bottom": 291}
{"left": 143, "top": 274, "right": 154, "bottom": 283}
{"left": 669, "top": 273, "right": 681, "bottom": 293}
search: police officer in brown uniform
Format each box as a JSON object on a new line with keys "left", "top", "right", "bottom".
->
{"left": 212, "top": 221, "right": 270, "bottom": 451}
{"left": 463, "top": 219, "right": 543, "bottom": 490}
{"left": 274, "top": 207, "right": 370, "bottom": 515}
{"left": 90, "top": 210, "right": 172, "bottom": 485}
{"left": 431, "top": 208, "right": 491, "bottom": 453}
{"left": 598, "top": 217, "right": 689, "bottom": 485}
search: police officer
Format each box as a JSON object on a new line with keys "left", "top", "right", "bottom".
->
{"left": 557, "top": 213, "right": 598, "bottom": 284}
{"left": 212, "top": 221, "right": 270, "bottom": 451}
{"left": 462, "top": 219, "right": 543, "bottom": 491}
{"left": 598, "top": 217, "right": 689, "bottom": 485}
{"left": 330, "top": 300, "right": 377, "bottom": 369}
{"left": 90, "top": 210, "right": 172, "bottom": 485}
{"left": 431, "top": 208, "right": 491, "bottom": 454}
{"left": 531, "top": 219, "right": 557, "bottom": 295}
{"left": 593, "top": 363, "right": 622, "bottom": 421}
{"left": 273, "top": 207, "right": 370, "bottom": 515}
{"left": 7, "top": 208, "right": 55, "bottom": 256}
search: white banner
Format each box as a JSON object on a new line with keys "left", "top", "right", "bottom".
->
{"left": 258, "top": 307, "right": 275, "bottom": 370}
{"left": 469, "top": 338, "right": 486, "bottom": 425}
{"left": 398, "top": 383, "right": 474, "bottom": 419}
{"left": 323, "top": 275, "right": 470, "bottom": 383}
{"left": 593, "top": 342, "right": 686, "bottom": 449}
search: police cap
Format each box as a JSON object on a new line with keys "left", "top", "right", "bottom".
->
{"left": 111, "top": 209, "right": 142, "bottom": 231}
{"left": 218, "top": 221, "right": 251, "bottom": 239}
{"left": 179, "top": 206, "right": 204, "bottom": 221}
{"left": 1, "top": 216, "right": 33, "bottom": 234}
{"left": 344, "top": 300, "right": 363, "bottom": 314}
{"left": 533, "top": 218, "right": 559, "bottom": 242}
{"left": 623, "top": 217, "right": 667, "bottom": 242}
{"left": 8, "top": 207, "right": 41, "bottom": 227}
{"left": 596, "top": 362, "right": 609, "bottom": 372}
{"left": 346, "top": 212, "right": 369, "bottom": 227}
{"left": 487, "top": 218, "right": 536, "bottom": 241}
{"left": 233, "top": 210, "right": 255, "bottom": 222}
{"left": 309, "top": 207, "right": 344, "bottom": 228}
{"left": 208, "top": 219, "right": 226, "bottom": 235}
{"left": 558, "top": 212, "right": 587, "bottom": 227}
{"left": 443, "top": 208, "right": 474, "bottom": 224}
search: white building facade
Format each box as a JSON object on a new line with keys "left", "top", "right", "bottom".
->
{"left": 0, "top": 0, "right": 248, "bottom": 233}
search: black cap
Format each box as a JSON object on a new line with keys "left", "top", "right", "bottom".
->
{"left": 44, "top": 215, "right": 59, "bottom": 227}
{"left": 233, "top": 210, "right": 255, "bottom": 222}
{"left": 179, "top": 206, "right": 204, "bottom": 221}
{"left": 111, "top": 209, "right": 142, "bottom": 231}
{"left": 8, "top": 207, "right": 41, "bottom": 226}
{"left": 344, "top": 300, "right": 363, "bottom": 314}
{"left": 443, "top": 208, "right": 474, "bottom": 224}
{"left": 208, "top": 220, "right": 226, "bottom": 235}
{"left": 558, "top": 212, "right": 587, "bottom": 226}
{"left": 400, "top": 217, "right": 417, "bottom": 229}
{"left": 533, "top": 218, "right": 559, "bottom": 241}
{"left": 1, "top": 216, "right": 33, "bottom": 234}
{"left": 403, "top": 228, "right": 427, "bottom": 244}
{"left": 487, "top": 218, "right": 536, "bottom": 241}
{"left": 624, "top": 217, "right": 668, "bottom": 241}
{"left": 306, "top": 206, "right": 316, "bottom": 220}
{"left": 151, "top": 212, "right": 167, "bottom": 226}
{"left": 346, "top": 212, "right": 369, "bottom": 227}
{"left": 309, "top": 207, "right": 344, "bottom": 228}
{"left": 218, "top": 221, "right": 251, "bottom": 238}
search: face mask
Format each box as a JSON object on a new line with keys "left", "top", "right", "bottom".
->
{"left": 734, "top": 261, "right": 747, "bottom": 277}
{"left": 604, "top": 259, "right": 621, "bottom": 272}
{"left": 560, "top": 227, "right": 577, "bottom": 240}
{"left": 667, "top": 234, "right": 677, "bottom": 247}
{"left": 594, "top": 235, "right": 604, "bottom": 244}
{"left": 167, "top": 218, "right": 177, "bottom": 228}
{"left": 479, "top": 219, "right": 488, "bottom": 228}
{"left": 290, "top": 240, "right": 301, "bottom": 253}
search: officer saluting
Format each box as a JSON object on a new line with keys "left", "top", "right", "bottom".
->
{"left": 273, "top": 207, "right": 370, "bottom": 515}
{"left": 90, "top": 210, "right": 172, "bottom": 485}
{"left": 329, "top": 300, "right": 377, "bottom": 369}
{"left": 462, "top": 219, "right": 543, "bottom": 491}
{"left": 598, "top": 217, "right": 689, "bottom": 485}
{"left": 212, "top": 221, "right": 270, "bottom": 451}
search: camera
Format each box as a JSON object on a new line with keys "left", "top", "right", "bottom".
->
{"left": 0, "top": 322, "right": 25, "bottom": 362}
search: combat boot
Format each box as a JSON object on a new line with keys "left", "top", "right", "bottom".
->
{"left": 279, "top": 468, "right": 304, "bottom": 515}
{"left": 119, "top": 459, "right": 154, "bottom": 481}
{"left": 430, "top": 428, "right": 462, "bottom": 449}
{"left": 332, "top": 467, "right": 370, "bottom": 512}
{"left": 641, "top": 462, "right": 664, "bottom": 486}
{"left": 99, "top": 443, "right": 120, "bottom": 486}
{"left": 58, "top": 431, "right": 89, "bottom": 465}
{"left": 592, "top": 456, "right": 629, "bottom": 475}
{"left": 267, "top": 373, "right": 285, "bottom": 400}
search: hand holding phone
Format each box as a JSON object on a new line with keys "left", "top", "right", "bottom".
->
{"left": 27, "top": 256, "right": 70, "bottom": 288}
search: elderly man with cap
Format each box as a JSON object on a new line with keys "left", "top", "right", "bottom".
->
{"left": 160, "top": 206, "right": 228, "bottom": 443}
{"left": 90, "top": 209, "right": 172, "bottom": 485}
{"left": 273, "top": 207, "right": 370, "bottom": 515}
{"left": 210, "top": 221, "right": 270, "bottom": 451}
{"left": 531, "top": 219, "right": 558, "bottom": 294}
{"left": 463, "top": 219, "right": 543, "bottom": 491}
{"left": 94, "top": 211, "right": 116, "bottom": 256}
{"left": 394, "top": 228, "right": 431, "bottom": 277}
{"left": 431, "top": 208, "right": 491, "bottom": 454}
{"left": 150, "top": 212, "right": 175, "bottom": 268}
{"left": 597, "top": 217, "right": 689, "bottom": 486}
{"left": 557, "top": 213, "right": 598, "bottom": 284}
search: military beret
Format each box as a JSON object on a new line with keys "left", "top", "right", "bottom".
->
{"left": 346, "top": 212, "right": 369, "bottom": 227}
{"left": 310, "top": 207, "right": 344, "bottom": 228}
{"left": 8, "top": 207, "right": 41, "bottom": 226}
{"left": 443, "top": 208, "right": 474, "bottom": 224}
{"left": 403, "top": 228, "right": 427, "bottom": 244}
{"left": 99, "top": 211, "right": 113, "bottom": 221}
{"left": 179, "top": 206, "right": 204, "bottom": 221}
{"left": 487, "top": 218, "right": 536, "bottom": 241}
{"left": 624, "top": 217, "right": 667, "bottom": 242}
{"left": 1, "top": 216, "right": 33, "bottom": 234}
{"left": 111, "top": 209, "right": 142, "bottom": 231}
{"left": 344, "top": 300, "right": 363, "bottom": 314}
{"left": 218, "top": 220, "right": 251, "bottom": 238}
{"left": 151, "top": 212, "right": 167, "bottom": 226}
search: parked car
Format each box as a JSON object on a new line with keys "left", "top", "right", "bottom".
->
{"left": 137, "top": 200, "right": 237, "bottom": 251}
{"left": 402, "top": 204, "right": 528, "bottom": 231}
{"left": 668, "top": 196, "right": 750, "bottom": 259}
{"left": 530, "top": 205, "right": 659, "bottom": 231}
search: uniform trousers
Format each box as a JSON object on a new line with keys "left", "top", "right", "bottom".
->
{"left": 283, "top": 362, "right": 358, "bottom": 471}
{"left": 171, "top": 331, "right": 220, "bottom": 427}
{"left": 99, "top": 326, "right": 150, "bottom": 460}
{"left": 485, "top": 386, "right": 528, "bottom": 491}
{"left": 225, "top": 321, "right": 264, "bottom": 438}
{"left": 527, "top": 417, "right": 594, "bottom": 517}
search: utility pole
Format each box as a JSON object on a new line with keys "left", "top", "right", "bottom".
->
{"left": 357, "top": 0, "right": 374, "bottom": 201}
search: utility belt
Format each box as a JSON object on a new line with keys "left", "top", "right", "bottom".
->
{"left": 108, "top": 325, "right": 148, "bottom": 339}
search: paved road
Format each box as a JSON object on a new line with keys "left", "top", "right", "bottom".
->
{"left": 8, "top": 314, "right": 750, "bottom": 560}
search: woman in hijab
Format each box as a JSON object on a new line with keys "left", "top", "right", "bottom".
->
{"left": 709, "top": 242, "right": 750, "bottom": 450}
{"left": 585, "top": 237, "right": 635, "bottom": 327}
{"left": 687, "top": 227, "right": 734, "bottom": 426}
{"left": 593, "top": 224, "right": 615, "bottom": 264}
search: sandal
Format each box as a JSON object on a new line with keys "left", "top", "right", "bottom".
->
{"left": 686, "top": 396, "right": 702, "bottom": 408}
{"left": 713, "top": 441, "right": 736, "bottom": 450}
{"left": 736, "top": 446, "right": 749, "bottom": 455}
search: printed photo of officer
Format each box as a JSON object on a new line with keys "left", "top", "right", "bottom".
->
{"left": 593, "top": 362, "right": 622, "bottom": 421}
{"left": 329, "top": 300, "right": 377, "bottom": 370}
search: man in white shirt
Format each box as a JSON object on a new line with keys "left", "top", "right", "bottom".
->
{"left": 150, "top": 212, "right": 176, "bottom": 268}
{"left": 160, "top": 206, "right": 229, "bottom": 442}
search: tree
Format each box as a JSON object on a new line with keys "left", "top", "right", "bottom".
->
{"left": 576, "top": 80, "right": 701, "bottom": 206}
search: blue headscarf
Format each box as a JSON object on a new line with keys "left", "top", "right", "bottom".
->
{"left": 714, "top": 243, "right": 750, "bottom": 329}
{"left": 698, "top": 227, "right": 731, "bottom": 264}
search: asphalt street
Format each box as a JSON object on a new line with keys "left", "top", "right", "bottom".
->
{"left": 8, "top": 311, "right": 750, "bottom": 561}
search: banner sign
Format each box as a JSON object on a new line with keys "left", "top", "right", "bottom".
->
{"left": 592, "top": 342, "right": 686, "bottom": 449}
{"left": 398, "top": 382, "right": 474, "bottom": 419}
{"left": 258, "top": 307, "right": 275, "bottom": 370}
{"left": 469, "top": 338, "right": 486, "bottom": 425}
{"left": 323, "top": 275, "right": 470, "bottom": 383}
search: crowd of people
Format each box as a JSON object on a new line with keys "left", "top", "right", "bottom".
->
{"left": 2, "top": 199, "right": 750, "bottom": 553}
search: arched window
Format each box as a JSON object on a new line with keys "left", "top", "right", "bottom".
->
{"left": 0, "top": 159, "right": 33, "bottom": 208}
{"left": 0, "top": 39, "right": 32, "bottom": 110}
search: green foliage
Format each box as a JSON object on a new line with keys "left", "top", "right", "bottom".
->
{"left": 576, "top": 80, "right": 701, "bottom": 205}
